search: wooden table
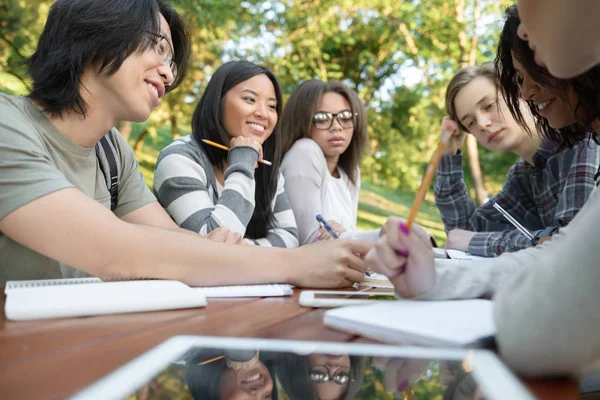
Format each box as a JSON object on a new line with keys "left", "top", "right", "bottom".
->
{"left": 0, "top": 290, "right": 578, "bottom": 399}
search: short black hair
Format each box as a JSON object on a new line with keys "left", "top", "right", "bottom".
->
{"left": 27, "top": 0, "right": 190, "bottom": 117}
{"left": 191, "top": 60, "right": 283, "bottom": 240}
{"left": 495, "top": 5, "right": 600, "bottom": 149}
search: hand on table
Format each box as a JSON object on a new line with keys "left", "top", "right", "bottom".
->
{"left": 288, "top": 239, "right": 373, "bottom": 288}
{"left": 445, "top": 229, "right": 476, "bottom": 251}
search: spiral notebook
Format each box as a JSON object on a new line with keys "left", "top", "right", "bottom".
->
{"left": 4, "top": 278, "right": 207, "bottom": 321}
{"left": 4, "top": 278, "right": 293, "bottom": 321}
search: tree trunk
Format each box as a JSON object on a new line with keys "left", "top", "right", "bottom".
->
{"left": 134, "top": 128, "right": 149, "bottom": 155}
{"left": 456, "top": 0, "right": 485, "bottom": 205}
{"left": 170, "top": 113, "right": 180, "bottom": 139}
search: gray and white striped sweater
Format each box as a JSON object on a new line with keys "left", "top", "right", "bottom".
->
{"left": 153, "top": 135, "right": 299, "bottom": 248}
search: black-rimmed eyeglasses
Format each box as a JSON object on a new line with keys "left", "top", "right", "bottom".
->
{"left": 312, "top": 110, "right": 355, "bottom": 130}
{"left": 310, "top": 365, "right": 352, "bottom": 385}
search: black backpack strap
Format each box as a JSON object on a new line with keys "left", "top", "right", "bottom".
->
{"left": 95, "top": 133, "right": 120, "bottom": 211}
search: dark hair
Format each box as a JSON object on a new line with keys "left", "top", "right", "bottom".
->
{"left": 279, "top": 80, "right": 368, "bottom": 186}
{"left": 185, "top": 351, "right": 278, "bottom": 400}
{"left": 191, "top": 60, "right": 283, "bottom": 239}
{"left": 274, "top": 354, "right": 366, "bottom": 400}
{"left": 495, "top": 5, "right": 600, "bottom": 149}
{"left": 27, "top": 0, "right": 190, "bottom": 117}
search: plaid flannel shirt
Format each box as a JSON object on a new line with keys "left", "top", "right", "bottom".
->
{"left": 434, "top": 134, "right": 600, "bottom": 257}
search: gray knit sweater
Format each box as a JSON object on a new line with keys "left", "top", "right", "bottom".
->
{"left": 153, "top": 135, "right": 299, "bottom": 248}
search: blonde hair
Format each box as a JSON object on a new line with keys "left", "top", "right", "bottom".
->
{"left": 445, "top": 63, "right": 496, "bottom": 132}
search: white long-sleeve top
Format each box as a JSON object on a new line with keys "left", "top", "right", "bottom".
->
{"left": 281, "top": 138, "right": 360, "bottom": 245}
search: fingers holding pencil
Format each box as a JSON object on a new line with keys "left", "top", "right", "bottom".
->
{"left": 201, "top": 139, "right": 272, "bottom": 166}
{"left": 441, "top": 116, "right": 466, "bottom": 156}
{"left": 366, "top": 217, "right": 436, "bottom": 298}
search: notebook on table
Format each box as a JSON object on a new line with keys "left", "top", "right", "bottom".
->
{"left": 324, "top": 299, "right": 496, "bottom": 347}
{"left": 4, "top": 278, "right": 294, "bottom": 321}
{"left": 4, "top": 278, "right": 207, "bottom": 321}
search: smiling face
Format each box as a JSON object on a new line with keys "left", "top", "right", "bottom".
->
{"left": 219, "top": 360, "right": 273, "bottom": 400}
{"left": 221, "top": 74, "right": 278, "bottom": 145}
{"left": 93, "top": 13, "right": 176, "bottom": 122}
{"left": 454, "top": 76, "right": 529, "bottom": 153}
{"left": 310, "top": 92, "right": 354, "bottom": 167}
{"left": 517, "top": 0, "right": 600, "bottom": 78}
{"left": 512, "top": 55, "right": 578, "bottom": 129}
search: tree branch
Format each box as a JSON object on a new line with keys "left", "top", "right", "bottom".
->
{"left": 399, "top": 22, "right": 434, "bottom": 87}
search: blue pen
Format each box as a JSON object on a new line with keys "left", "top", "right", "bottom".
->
{"left": 316, "top": 214, "right": 339, "bottom": 239}
{"left": 316, "top": 214, "right": 371, "bottom": 276}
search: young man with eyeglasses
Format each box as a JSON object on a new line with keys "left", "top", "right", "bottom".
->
{"left": 0, "top": 0, "right": 371, "bottom": 288}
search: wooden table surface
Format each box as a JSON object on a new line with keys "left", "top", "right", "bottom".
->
{"left": 0, "top": 289, "right": 578, "bottom": 399}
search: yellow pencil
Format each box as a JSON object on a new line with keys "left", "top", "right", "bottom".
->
{"left": 201, "top": 139, "right": 272, "bottom": 166}
{"left": 405, "top": 129, "right": 454, "bottom": 229}
{"left": 199, "top": 355, "right": 224, "bottom": 365}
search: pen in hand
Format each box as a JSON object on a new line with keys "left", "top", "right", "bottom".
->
{"left": 316, "top": 214, "right": 339, "bottom": 239}
{"left": 488, "top": 199, "right": 540, "bottom": 246}
{"left": 316, "top": 214, "right": 371, "bottom": 277}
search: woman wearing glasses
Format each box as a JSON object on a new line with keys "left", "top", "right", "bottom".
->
{"left": 275, "top": 353, "right": 366, "bottom": 399}
{"left": 154, "top": 60, "right": 299, "bottom": 248}
{"left": 280, "top": 80, "right": 369, "bottom": 245}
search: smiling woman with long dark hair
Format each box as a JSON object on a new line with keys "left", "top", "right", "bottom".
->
{"left": 154, "top": 60, "right": 299, "bottom": 247}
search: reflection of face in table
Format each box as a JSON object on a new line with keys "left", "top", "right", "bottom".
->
{"left": 185, "top": 349, "right": 277, "bottom": 400}
{"left": 218, "top": 359, "right": 273, "bottom": 400}
{"left": 307, "top": 354, "right": 352, "bottom": 400}
{"left": 274, "top": 353, "right": 366, "bottom": 400}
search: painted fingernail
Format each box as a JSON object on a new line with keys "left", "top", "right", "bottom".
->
{"left": 397, "top": 379, "right": 409, "bottom": 392}
{"left": 391, "top": 260, "right": 408, "bottom": 278}
{"left": 398, "top": 223, "right": 409, "bottom": 235}
{"left": 395, "top": 248, "right": 409, "bottom": 257}
{"left": 317, "top": 231, "right": 321, "bottom": 238}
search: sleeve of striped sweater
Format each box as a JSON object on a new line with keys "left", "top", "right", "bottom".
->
{"left": 245, "top": 174, "right": 299, "bottom": 248}
{"left": 153, "top": 139, "right": 298, "bottom": 248}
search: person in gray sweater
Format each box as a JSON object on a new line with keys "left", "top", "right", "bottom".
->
{"left": 365, "top": 6, "right": 600, "bottom": 378}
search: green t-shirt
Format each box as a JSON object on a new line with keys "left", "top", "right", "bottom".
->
{"left": 0, "top": 94, "right": 156, "bottom": 284}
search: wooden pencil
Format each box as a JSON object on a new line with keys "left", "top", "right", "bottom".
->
{"left": 405, "top": 130, "right": 454, "bottom": 229}
{"left": 201, "top": 139, "right": 272, "bottom": 166}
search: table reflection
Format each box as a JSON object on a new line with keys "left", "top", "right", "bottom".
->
{"left": 128, "top": 348, "right": 485, "bottom": 400}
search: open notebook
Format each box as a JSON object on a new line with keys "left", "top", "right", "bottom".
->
{"left": 4, "top": 278, "right": 293, "bottom": 321}
{"left": 324, "top": 299, "right": 496, "bottom": 347}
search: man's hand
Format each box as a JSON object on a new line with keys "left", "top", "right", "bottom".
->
{"left": 445, "top": 229, "right": 476, "bottom": 251}
{"left": 288, "top": 240, "right": 373, "bottom": 288}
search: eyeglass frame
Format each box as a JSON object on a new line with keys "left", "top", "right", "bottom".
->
{"left": 146, "top": 32, "right": 177, "bottom": 80}
{"left": 312, "top": 110, "right": 357, "bottom": 130}
{"left": 309, "top": 365, "right": 353, "bottom": 385}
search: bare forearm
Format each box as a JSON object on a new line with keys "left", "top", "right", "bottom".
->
{"left": 101, "top": 222, "right": 293, "bottom": 286}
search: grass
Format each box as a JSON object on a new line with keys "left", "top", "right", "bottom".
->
{"left": 134, "top": 132, "right": 446, "bottom": 246}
